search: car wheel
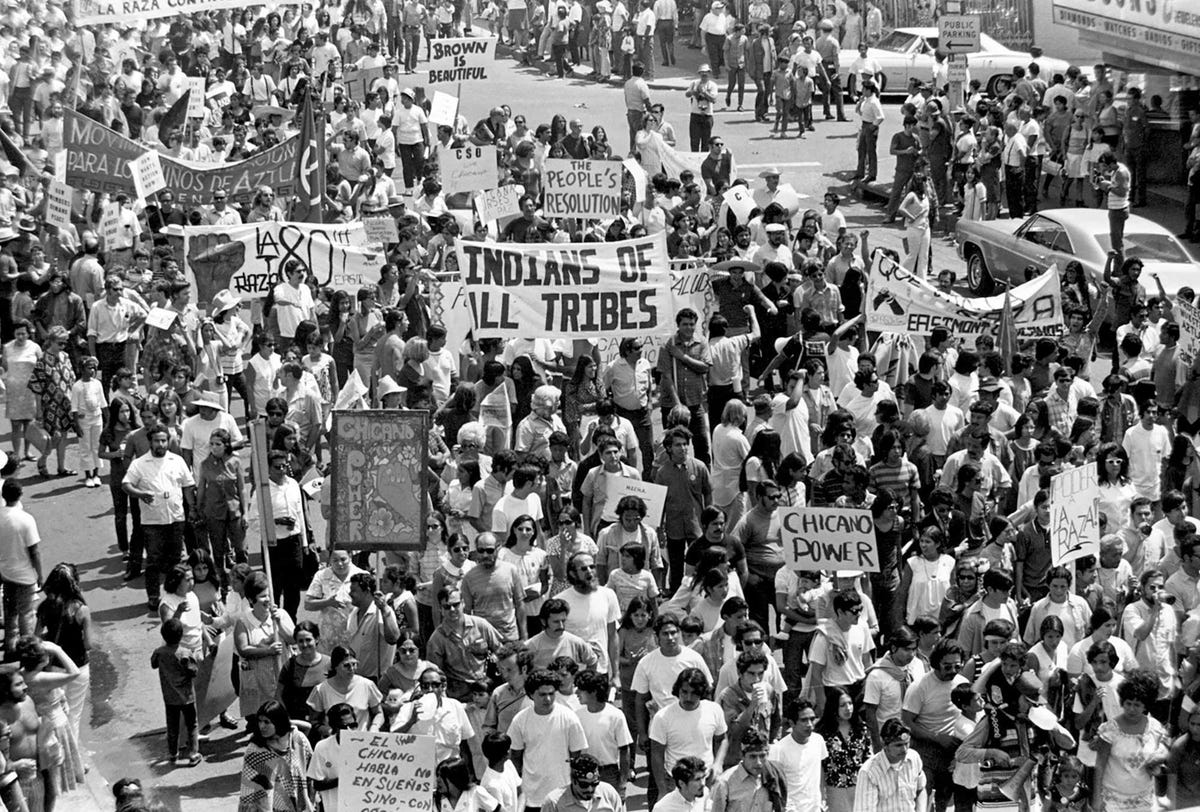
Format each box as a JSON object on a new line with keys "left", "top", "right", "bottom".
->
{"left": 965, "top": 248, "right": 993, "bottom": 295}
{"left": 986, "top": 74, "right": 1011, "bottom": 98}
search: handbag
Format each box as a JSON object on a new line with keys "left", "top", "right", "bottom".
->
{"left": 1042, "top": 158, "right": 1063, "bottom": 178}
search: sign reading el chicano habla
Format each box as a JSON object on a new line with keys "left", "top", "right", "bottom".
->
{"left": 63, "top": 109, "right": 299, "bottom": 207}
{"left": 455, "top": 233, "right": 681, "bottom": 339}
{"left": 779, "top": 507, "right": 880, "bottom": 572}
{"left": 864, "top": 252, "right": 1063, "bottom": 347}
{"left": 182, "top": 222, "right": 382, "bottom": 304}
{"left": 338, "top": 731, "right": 436, "bottom": 812}
{"left": 330, "top": 410, "right": 429, "bottom": 552}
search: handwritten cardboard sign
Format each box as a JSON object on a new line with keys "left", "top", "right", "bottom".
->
{"left": 363, "top": 215, "right": 400, "bottom": 245}
{"left": 474, "top": 185, "right": 522, "bottom": 224}
{"left": 604, "top": 477, "right": 668, "bottom": 526}
{"left": 132, "top": 150, "right": 167, "bottom": 201}
{"left": 338, "top": 731, "right": 436, "bottom": 812}
{"left": 779, "top": 507, "right": 879, "bottom": 572}
{"left": 1050, "top": 465, "right": 1100, "bottom": 566}
{"left": 428, "top": 90, "right": 459, "bottom": 128}
{"left": 44, "top": 180, "right": 73, "bottom": 231}
{"left": 442, "top": 145, "right": 496, "bottom": 194}
{"left": 543, "top": 158, "right": 622, "bottom": 218}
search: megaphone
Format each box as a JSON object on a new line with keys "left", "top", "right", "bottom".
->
{"left": 998, "top": 759, "right": 1037, "bottom": 802}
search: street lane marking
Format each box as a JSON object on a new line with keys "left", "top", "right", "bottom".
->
{"left": 738, "top": 162, "right": 823, "bottom": 168}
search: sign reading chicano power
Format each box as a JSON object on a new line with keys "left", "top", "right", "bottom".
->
{"left": 63, "top": 110, "right": 299, "bottom": 206}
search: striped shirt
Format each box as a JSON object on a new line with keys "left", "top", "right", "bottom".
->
{"left": 868, "top": 460, "right": 920, "bottom": 509}
{"left": 852, "top": 748, "right": 926, "bottom": 812}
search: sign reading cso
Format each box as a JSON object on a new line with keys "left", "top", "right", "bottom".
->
{"left": 456, "top": 233, "right": 677, "bottom": 339}
{"left": 779, "top": 507, "right": 879, "bottom": 572}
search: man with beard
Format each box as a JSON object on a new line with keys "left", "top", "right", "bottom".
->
{"left": 711, "top": 728, "right": 787, "bottom": 812}
{"left": 122, "top": 425, "right": 196, "bottom": 611}
{"left": 654, "top": 756, "right": 711, "bottom": 812}
{"left": 0, "top": 671, "right": 39, "bottom": 812}
{"left": 559, "top": 553, "right": 621, "bottom": 680}
{"left": 901, "top": 638, "right": 967, "bottom": 812}
{"left": 542, "top": 753, "right": 626, "bottom": 812}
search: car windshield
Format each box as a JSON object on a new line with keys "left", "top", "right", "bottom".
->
{"left": 875, "top": 30, "right": 920, "bottom": 52}
{"left": 1093, "top": 233, "right": 1192, "bottom": 264}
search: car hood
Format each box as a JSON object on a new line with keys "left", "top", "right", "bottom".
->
{"left": 1141, "top": 262, "right": 1200, "bottom": 297}
{"left": 957, "top": 218, "right": 1024, "bottom": 239}
{"left": 839, "top": 47, "right": 909, "bottom": 62}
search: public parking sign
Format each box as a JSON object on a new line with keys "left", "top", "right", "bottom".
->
{"left": 938, "top": 14, "right": 980, "bottom": 53}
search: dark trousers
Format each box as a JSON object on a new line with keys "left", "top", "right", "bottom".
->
{"left": 398, "top": 142, "right": 426, "bottom": 192}
{"left": 552, "top": 42, "right": 569, "bottom": 77}
{"left": 706, "top": 383, "right": 737, "bottom": 433}
{"left": 164, "top": 701, "right": 198, "bottom": 758}
{"left": 689, "top": 113, "right": 714, "bottom": 152}
{"left": 1127, "top": 145, "right": 1149, "bottom": 205}
{"left": 856, "top": 123, "right": 878, "bottom": 179}
{"left": 1186, "top": 176, "right": 1200, "bottom": 237}
{"left": 636, "top": 35, "right": 654, "bottom": 79}
{"left": 109, "top": 476, "right": 142, "bottom": 556}
{"left": 614, "top": 404, "right": 654, "bottom": 480}
{"left": 96, "top": 341, "right": 127, "bottom": 396}
{"left": 820, "top": 66, "right": 844, "bottom": 119}
{"left": 885, "top": 165, "right": 914, "bottom": 218}
{"left": 913, "top": 739, "right": 956, "bottom": 812}
{"left": 1109, "top": 206, "right": 1129, "bottom": 255}
{"left": 1023, "top": 156, "right": 1042, "bottom": 213}
{"left": 725, "top": 66, "right": 745, "bottom": 107}
{"left": 205, "top": 514, "right": 247, "bottom": 590}
{"left": 753, "top": 76, "right": 770, "bottom": 121}
{"left": 665, "top": 536, "right": 692, "bottom": 595}
{"left": 1004, "top": 166, "right": 1025, "bottom": 218}
{"left": 143, "top": 522, "right": 185, "bottom": 600}
{"left": 745, "top": 565, "right": 781, "bottom": 633}
{"left": 657, "top": 20, "right": 675, "bottom": 64}
{"left": 704, "top": 33, "right": 724, "bottom": 75}
{"left": 403, "top": 26, "right": 422, "bottom": 72}
{"left": 661, "top": 402, "right": 710, "bottom": 463}
{"left": 268, "top": 533, "right": 304, "bottom": 618}
{"left": 223, "top": 371, "right": 251, "bottom": 417}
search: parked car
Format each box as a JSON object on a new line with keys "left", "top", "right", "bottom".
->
{"left": 839, "top": 28, "right": 1069, "bottom": 97}
{"left": 955, "top": 208, "right": 1198, "bottom": 295}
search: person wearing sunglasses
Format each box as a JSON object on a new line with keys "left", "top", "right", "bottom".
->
{"left": 542, "top": 753, "right": 624, "bottom": 812}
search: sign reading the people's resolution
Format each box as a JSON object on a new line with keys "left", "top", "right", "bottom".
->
{"left": 456, "top": 233, "right": 678, "bottom": 339}
{"left": 338, "top": 731, "right": 436, "bottom": 812}
{"left": 1049, "top": 465, "right": 1100, "bottom": 566}
{"left": 543, "top": 159, "right": 622, "bottom": 218}
{"left": 427, "top": 37, "right": 497, "bottom": 84}
{"left": 779, "top": 507, "right": 879, "bottom": 572}
{"left": 182, "top": 222, "right": 382, "bottom": 303}
{"left": 330, "top": 411, "right": 429, "bottom": 552}
{"left": 865, "top": 253, "right": 1063, "bottom": 347}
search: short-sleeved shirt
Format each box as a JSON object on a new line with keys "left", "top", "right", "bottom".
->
{"left": 577, "top": 702, "right": 634, "bottom": 765}
{"left": 862, "top": 657, "right": 927, "bottom": 726}
{"left": 807, "top": 625, "right": 873, "bottom": 687}
{"left": 657, "top": 335, "right": 712, "bottom": 408}
{"left": 559, "top": 586, "right": 622, "bottom": 673}
{"left": 461, "top": 561, "right": 525, "bottom": 641}
{"left": 306, "top": 676, "right": 383, "bottom": 730}
{"left": 123, "top": 451, "right": 195, "bottom": 525}
{"left": 901, "top": 671, "right": 967, "bottom": 738}
{"left": 631, "top": 647, "right": 712, "bottom": 711}
{"left": 426, "top": 615, "right": 505, "bottom": 695}
{"left": 649, "top": 699, "right": 727, "bottom": 773}
{"left": 507, "top": 705, "right": 589, "bottom": 805}
{"left": 767, "top": 733, "right": 827, "bottom": 812}
{"left": 0, "top": 504, "right": 41, "bottom": 585}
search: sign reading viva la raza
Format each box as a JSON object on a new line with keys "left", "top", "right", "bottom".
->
{"left": 182, "top": 222, "right": 383, "bottom": 303}
{"left": 426, "top": 37, "right": 497, "bottom": 84}
{"left": 1049, "top": 464, "right": 1101, "bottom": 566}
{"left": 456, "top": 233, "right": 677, "bottom": 339}
{"left": 543, "top": 159, "right": 622, "bottom": 218}
{"left": 62, "top": 109, "right": 298, "bottom": 207}
{"left": 864, "top": 252, "right": 1063, "bottom": 346}
{"left": 779, "top": 507, "right": 879, "bottom": 572}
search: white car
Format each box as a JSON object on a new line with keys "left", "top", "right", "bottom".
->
{"left": 839, "top": 28, "right": 1070, "bottom": 97}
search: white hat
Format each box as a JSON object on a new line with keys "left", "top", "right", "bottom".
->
{"left": 835, "top": 570, "right": 863, "bottom": 579}
{"left": 209, "top": 289, "right": 240, "bottom": 317}
{"left": 764, "top": 222, "right": 787, "bottom": 233}
{"left": 376, "top": 375, "right": 405, "bottom": 401}
{"left": 193, "top": 392, "right": 225, "bottom": 411}
{"left": 1027, "top": 706, "right": 1057, "bottom": 732}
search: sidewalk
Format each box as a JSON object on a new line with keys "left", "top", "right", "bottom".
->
{"left": 494, "top": 34, "right": 707, "bottom": 92}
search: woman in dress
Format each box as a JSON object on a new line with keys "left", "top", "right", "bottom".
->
{"left": 499, "top": 515, "right": 550, "bottom": 634}
{"left": 977, "top": 125, "right": 1003, "bottom": 220}
{"left": 474, "top": 360, "right": 517, "bottom": 455}
{"left": 159, "top": 564, "right": 211, "bottom": 656}
{"left": 378, "top": 629, "right": 433, "bottom": 698}
{"left": 1096, "top": 443, "right": 1137, "bottom": 531}
{"left": 898, "top": 526, "right": 955, "bottom": 627}
{"left": 2, "top": 319, "right": 42, "bottom": 465}
{"left": 237, "top": 700, "right": 312, "bottom": 812}
{"left": 546, "top": 506, "right": 597, "bottom": 596}
{"left": 276, "top": 620, "right": 328, "bottom": 723}
{"left": 900, "top": 173, "right": 931, "bottom": 278}
{"left": 302, "top": 549, "right": 362, "bottom": 655}
{"left": 35, "top": 564, "right": 91, "bottom": 741}
{"left": 414, "top": 512, "right": 451, "bottom": 635}
{"left": 14, "top": 635, "right": 84, "bottom": 812}
{"left": 244, "top": 332, "right": 282, "bottom": 419}
{"left": 305, "top": 645, "right": 382, "bottom": 730}
{"left": 1091, "top": 668, "right": 1169, "bottom": 811}
{"left": 27, "top": 325, "right": 76, "bottom": 478}
{"left": 816, "top": 686, "right": 872, "bottom": 812}
{"left": 562, "top": 355, "right": 600, "bottom": 453}
{"left": 235, "top": 572, "right": 297, "bottom": 723}
{"left": 327, "top": 290, "right": 355, "bottom": 389}
{"left": 711, "top": 400, "right": 751, "bottom": 532}
{"left": 1060, "top": 108, "right": 1090, "bottom": 207}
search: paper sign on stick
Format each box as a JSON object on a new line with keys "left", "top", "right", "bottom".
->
{"left": 145, "top": 307, "right": 178, "bottom": 330}
{"left": 442, "top": 145, "right": 496, "bottom": 194}
{"left": 474, "top": 186, "right": 522, "bottom": 224}
{"left": 363, "top": 215, "right": 400, "bottom": 245}
{"left": 132, "top": 151, "right": 167, "bottom": 200}
{"left": 44, "top": 180, "right": 73, "bottom": 231}
{"left": 428, "top": 91, "right": 459, "bottom": 128}
{"left": 99, "top": 202, "right": 121, "bottom": 247}
{"left": 723, "top": 186, "right": 756, "bottom": 223}
{"left": 186, "top": 78, "right": 206, "bottom": 120}
{"left": 1049, "top": 465, "right": 1101, "bottom": 566}
{"left": 604, "top": 478, "right": 668, "bottom": 526}
{"left": 426, "top": 37, "right": 497, "bottom": 84}
{"left": 779, "top": 507, "right": 879, "bottom": 572}
{"left": 338, "top": 731, "right": 436, "bottom": 812}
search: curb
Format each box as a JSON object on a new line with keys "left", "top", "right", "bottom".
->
{"left": 493, "top": 41, "right": 693, "bottom": 92}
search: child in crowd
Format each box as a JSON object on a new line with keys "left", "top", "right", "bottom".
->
{"left": 552, "top": 656, "right": 581, "bottom": 711}
{"left": 465, "top": 681, "right": 491, "bottom": 777}
{"left": 792, "top": 64, "right": 814, "bottom": 135}
{"left": 151, "top": 618, "right": 201, "bottom": 767}
{"left": 606, "top": 543, "right": 660, "bottom": 613}
{"left": 820, "top": 192, "right": 846, "bottom": 245}
{"left": 617, "top": 596, "right": 655, "bottom": 751}
{"left": 485, "top": 644, "right": 534, "bottom": 735}
{"left": 1044, "top": 755, "right": 1089, "bottom": 812}
{"left": 680, "top": 615, "right": 706, "bottom": 648}
{"left": 772, "top": 57, "right": 792, "bottom": 136}
{"left": 949, "top": 683, "right": 982, "bottom": 812}
{"left": 70, "top": 355, "right": 106, "bottom": 488}
{"left": 479, "top": 732, "right": 523, "bottom": 812}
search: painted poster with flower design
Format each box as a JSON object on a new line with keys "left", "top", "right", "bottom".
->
{"left": 330, "top": 410, "right": 428, "bottom": 551}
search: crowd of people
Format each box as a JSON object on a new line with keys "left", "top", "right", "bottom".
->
{"left": 0, "top": 0, "right": 1198, "bottom": 812}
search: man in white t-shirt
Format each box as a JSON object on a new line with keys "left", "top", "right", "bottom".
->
{"left": 491, "top": 464, "right": 545, "bottom": 536}
{"left": 807, "top": 589, "right": 874, "bottom": 718}
{"left": 862, "top": 626, "right": 925, "bottom": 749}
{"left": 559, "top": 553, "right": 622, "bottom": 677}
{"left": 633, "top": 613, "right": 713, "bottom": 743}
{"left": 272, "top": 260, "right": 316, "bottom": 352}
{"left": 767, "top": 698, "right": 826, "bottom": 812}
{"left": 1122, "top": 402, "right": 1171, "bottom": 506}
{"left": 422, "top": 325, "right": 458, "bottom": 406}
{"left": 0, "top": 479, "right": 42, "bottom": 647}
{"left": 179, "top": 394, "right": 245, "bottom": 474}
{"left": 648, "top": 669, "right": 727, "bottom": 800}
{"left": 508, "top": 669, "right": 589, "bottom": 808}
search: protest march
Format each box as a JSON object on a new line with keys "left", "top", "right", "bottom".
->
{"left": 1, "top": 1, "right": 1200, "bottom": 812}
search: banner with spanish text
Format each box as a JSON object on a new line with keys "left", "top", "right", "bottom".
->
{"left": 864, "top": 253, "right": 1063, "bottom": 347}
{"left": 63, "top": 109, "right": 299, "bottom": 207}
{"left": 73, "top": 0, "right": 248, "bottom": 25}
{"left": 455, "top": 233, "right": 679, "bottom": 339}
{"left": 182, "top": 222, "right": 382, "bottom": 304}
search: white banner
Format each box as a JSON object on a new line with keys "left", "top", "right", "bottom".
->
{"left": 426, "top": 37, "right": 498, "bottom": 84}
{"left": 338, "top": 731, "right": 436, "bottom": 812}
{"left": 780, "top": 507, "right": 879, "bottom": 572}
{"left": 182, "top": 222, "right": 383, "bottom": 302}
{"left": 1050, "top": 465, "right": 1101, "bottom": 566}
{"left": 865, "top": 253, "right": 1063, "bottom": 347}
{"left": 73, "top": 0, "right": 247, "bottom": 25}
{"left": 442, "top": 145, "right": 496, "bottom": 194}
{"left": 457, "top": 233, "right": 682, "bottom": 339}
{"left": 543, "top": 159, "right": 622, "bottom": 219}
{"left": 44, "top": 180, "right": 73, "bottom": 231}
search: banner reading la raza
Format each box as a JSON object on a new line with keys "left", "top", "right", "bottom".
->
{"left": 456, "top": 233, "right": 681, "bottom": 339}
{"left": 182, "top": 222, "right": 382, "bottom": 304}
{"left": 62, "top": 109, "right": 299, "bottom": 207}
{"left": 73, "top": 0, "right": 247, "bottom": 25}
{"left": 864, "top": 253, "right": 1063, "bottom": 346}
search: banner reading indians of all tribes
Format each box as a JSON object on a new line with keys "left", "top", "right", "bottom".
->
{"left": 63, "top": 109, "right": 299, "bottom": 207}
